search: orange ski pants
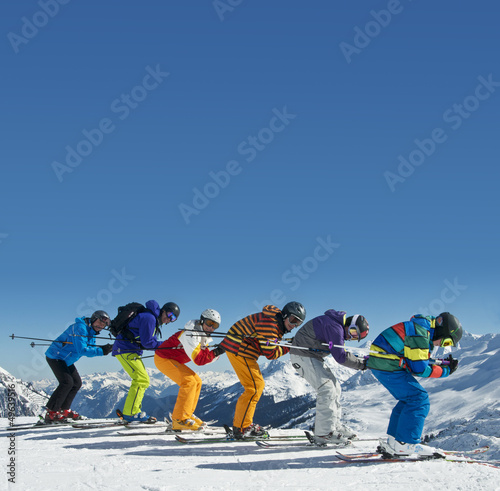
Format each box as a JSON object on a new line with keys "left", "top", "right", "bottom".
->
{"left": 226, "top": 352, "right": 265, "bottom": 429}
{"left": 154, "top": 356, "right": 202, "bottom": 421}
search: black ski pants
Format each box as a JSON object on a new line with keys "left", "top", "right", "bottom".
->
{"left": 45, "top": 357, "right": 82, "bottom": 411}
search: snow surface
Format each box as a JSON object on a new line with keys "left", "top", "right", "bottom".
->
{"left": 2, "top": 332, "right": 500, "bottom": 490}
{"left": 2, "top": 418, "right": 498, "bottom": 491}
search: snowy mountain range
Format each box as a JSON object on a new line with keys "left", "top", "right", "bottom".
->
{"left": 0, "top": 366, "right": 49, "bottom": 417}
{"left": 2, "top": 331, "right": 499, "bottom": 459}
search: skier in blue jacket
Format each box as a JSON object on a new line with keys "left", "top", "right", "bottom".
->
{"left": 367, "top": 312, "right": 462, "bottom": 458}
{"left": 45, "top": 310, "right": 113, "bottom": 423}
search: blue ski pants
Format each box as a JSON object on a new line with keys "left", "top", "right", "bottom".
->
{"left": 371, "top": 369, "right": 430, "bottom": 444}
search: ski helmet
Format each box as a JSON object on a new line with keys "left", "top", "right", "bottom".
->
{"left": 90, "top": 310, "right": 111, "bottom": 326}
{"left": 200, "top": 308, "right": 221, "bottom": 328}
{"left": 282, "top": 302, "right": 306, "bottom": 323}
{"left": 345, "top": 314, "right": 369, "bottom": 342}
{"left": 161, "top": 302, "right": 180, "bottom": 321}
{"left": 433, "top": 312, "right": 462, "bottom": 346}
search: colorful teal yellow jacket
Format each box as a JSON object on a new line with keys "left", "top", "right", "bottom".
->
{"left": 367, "top": 315, "right": 451, "bottom": 378}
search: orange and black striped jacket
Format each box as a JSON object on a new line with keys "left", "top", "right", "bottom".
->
{"left": 220, "top": 305, "right": 289, "bottom": 360}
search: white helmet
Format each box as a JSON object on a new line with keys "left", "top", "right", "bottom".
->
{"left": 200, "top": 308, "right": 221, "bottom": 327}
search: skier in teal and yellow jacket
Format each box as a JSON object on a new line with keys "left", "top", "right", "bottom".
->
{"left": 367, "top": 312, "right": 462, "bottom": 458}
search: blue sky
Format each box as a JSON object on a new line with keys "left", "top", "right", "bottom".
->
{"left": 1, "top": 1, "right": 499, "bottom": 381}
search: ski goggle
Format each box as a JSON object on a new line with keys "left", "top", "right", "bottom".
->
{"left": 348, "top": 315, "right": 368, "bottom": 340}
{"left": 287, "top": 315, "right": 303, "bottom": 327}
{"left": 203, "top": 319, "right": 219, "bottom": 329}
{"left": 97, "top": 315, "right": 111, "bottom": 326}
{"left": 166, "top": 312, "right": 177, "bottom": 322}
{"left": 440, "top": 337, "right": 454, "bottom": 347}
{"left": 349, "top": 327, "right": 360, "bottom": 339}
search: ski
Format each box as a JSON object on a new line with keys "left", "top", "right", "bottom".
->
{"left": 72, "top": 420, "right": 127, "bottom": 429}
{"left": 255, "top": 430, "right": 351, "bottom": 449}
{"left": 116, "top": 427, "right": 226, "bottom": 437}
{"left": 440, "top": 445, "right": 490, "bottom": 456}
{"left": 175, "top": 434, "right": 268, "bottom": 444}
{"left": 113, "top": 412, "right": 217, "bottom": 435}
{"left": 255, "top": 439, "right": 351, "bottom": 449}
{"left": 73, "top": 420, "right": 170, "bottom": 430}
{"left": 340, "top": 445, "right": 490, "bottom": 459}
{"left": 4, "top": 417, "right": 114, "bottom": 432}
{"left": 4, "top": 421, "right": 76, "bottom": 431}
{"left": 335, "top": 452, "right": 500, "bottom": 469}
{"left": 176, "top": 428, "right": 316, "bottom": 445}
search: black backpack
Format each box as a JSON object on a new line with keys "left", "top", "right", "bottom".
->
{"left": 109, "top": 302, "right": 148, "bottom": 339}
{"left": 109, "top": 302, "right": 162, "bottom": 344}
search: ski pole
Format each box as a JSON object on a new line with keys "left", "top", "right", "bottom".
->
{"left": 265, "top": 339, "right": 451, "bottom": 365}
{"left": 259, "top": 339, "right": 330, "bottom": 354}
{"left": 182, "top": 329, "right": 234, "bottom": 337}
{"left": 265, "top": 338, "right": 368, "bottom": 355}
{"left": 10, "top": 334, "right": 73, "bottom": 345}
{"left": 71, "top": 334, "right": 115, "bottom": 340}
{"left": 324, "top": 342, "right": 372, "bottom": 352}
{"left": 184, "top": 330, "right": 268, "bottom": 342}
{"left": 185, "top": 332, "right": 341, "bottom": 355}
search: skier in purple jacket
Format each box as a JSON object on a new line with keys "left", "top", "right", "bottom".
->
{"left": 290, "top": 309, "right": 369, "bottom": 445}
{"left": 112, "top": 300, "right": 180, "bottom": 423}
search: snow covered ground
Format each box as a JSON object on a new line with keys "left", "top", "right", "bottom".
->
{"left": 2, "top": 418, "right": 498, "bottom": 491}
{"left": 2, "top": 331, "right": 499, "bottom": 490}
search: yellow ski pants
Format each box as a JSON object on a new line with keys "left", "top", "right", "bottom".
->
{"left": 226, "top": 352, "right": 265, "bottom": 429}
{"left": 154, "top": 356, "right": 202, "bottom": 421}
{"left": 115, "top": 353, "right": 150, "bottom": 416}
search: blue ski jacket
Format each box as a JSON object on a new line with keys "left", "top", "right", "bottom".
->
{"left": 45, "top": 317, "right": 103, "bottom": 366}
{"left": 367, "top": 315, "right": 451, "bottom": 378}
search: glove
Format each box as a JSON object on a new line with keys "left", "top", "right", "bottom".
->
{"left": 447, "top": 354, "right": 458, "bottom": 374}
{"left": 211, "top": 345, "right": 225, "bottom": 357}
{"left": 100, "top": 344, "right": 113, "bottom": 356}
{"left": 360, "top": 358, "right": 368, "bottom": 371}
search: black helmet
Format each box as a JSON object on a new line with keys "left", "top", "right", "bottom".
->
{"left": 345, "top": 314, "right": 369, "bottom": 343}
{"left": 161, "top": 302, "right": 180, "bottom": 319}
{"left": 282, "top": 302, "right": 306, "bottom": 322}
{"left": 433, "top": 312, "right": 462, "bottom": 346}
{"left": 90, "top": 310, "right": 111, "bottom": 325}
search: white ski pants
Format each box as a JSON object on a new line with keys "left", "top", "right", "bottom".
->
{"left": 290, "top": 354, "right": 341, "bottom": 436}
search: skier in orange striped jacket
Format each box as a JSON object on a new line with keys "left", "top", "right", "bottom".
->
{"left": 219, "top": 302, "right": 306, "bottom": 439}
{"left": 154, "top": 309, "right": 225, "bottom": 431}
